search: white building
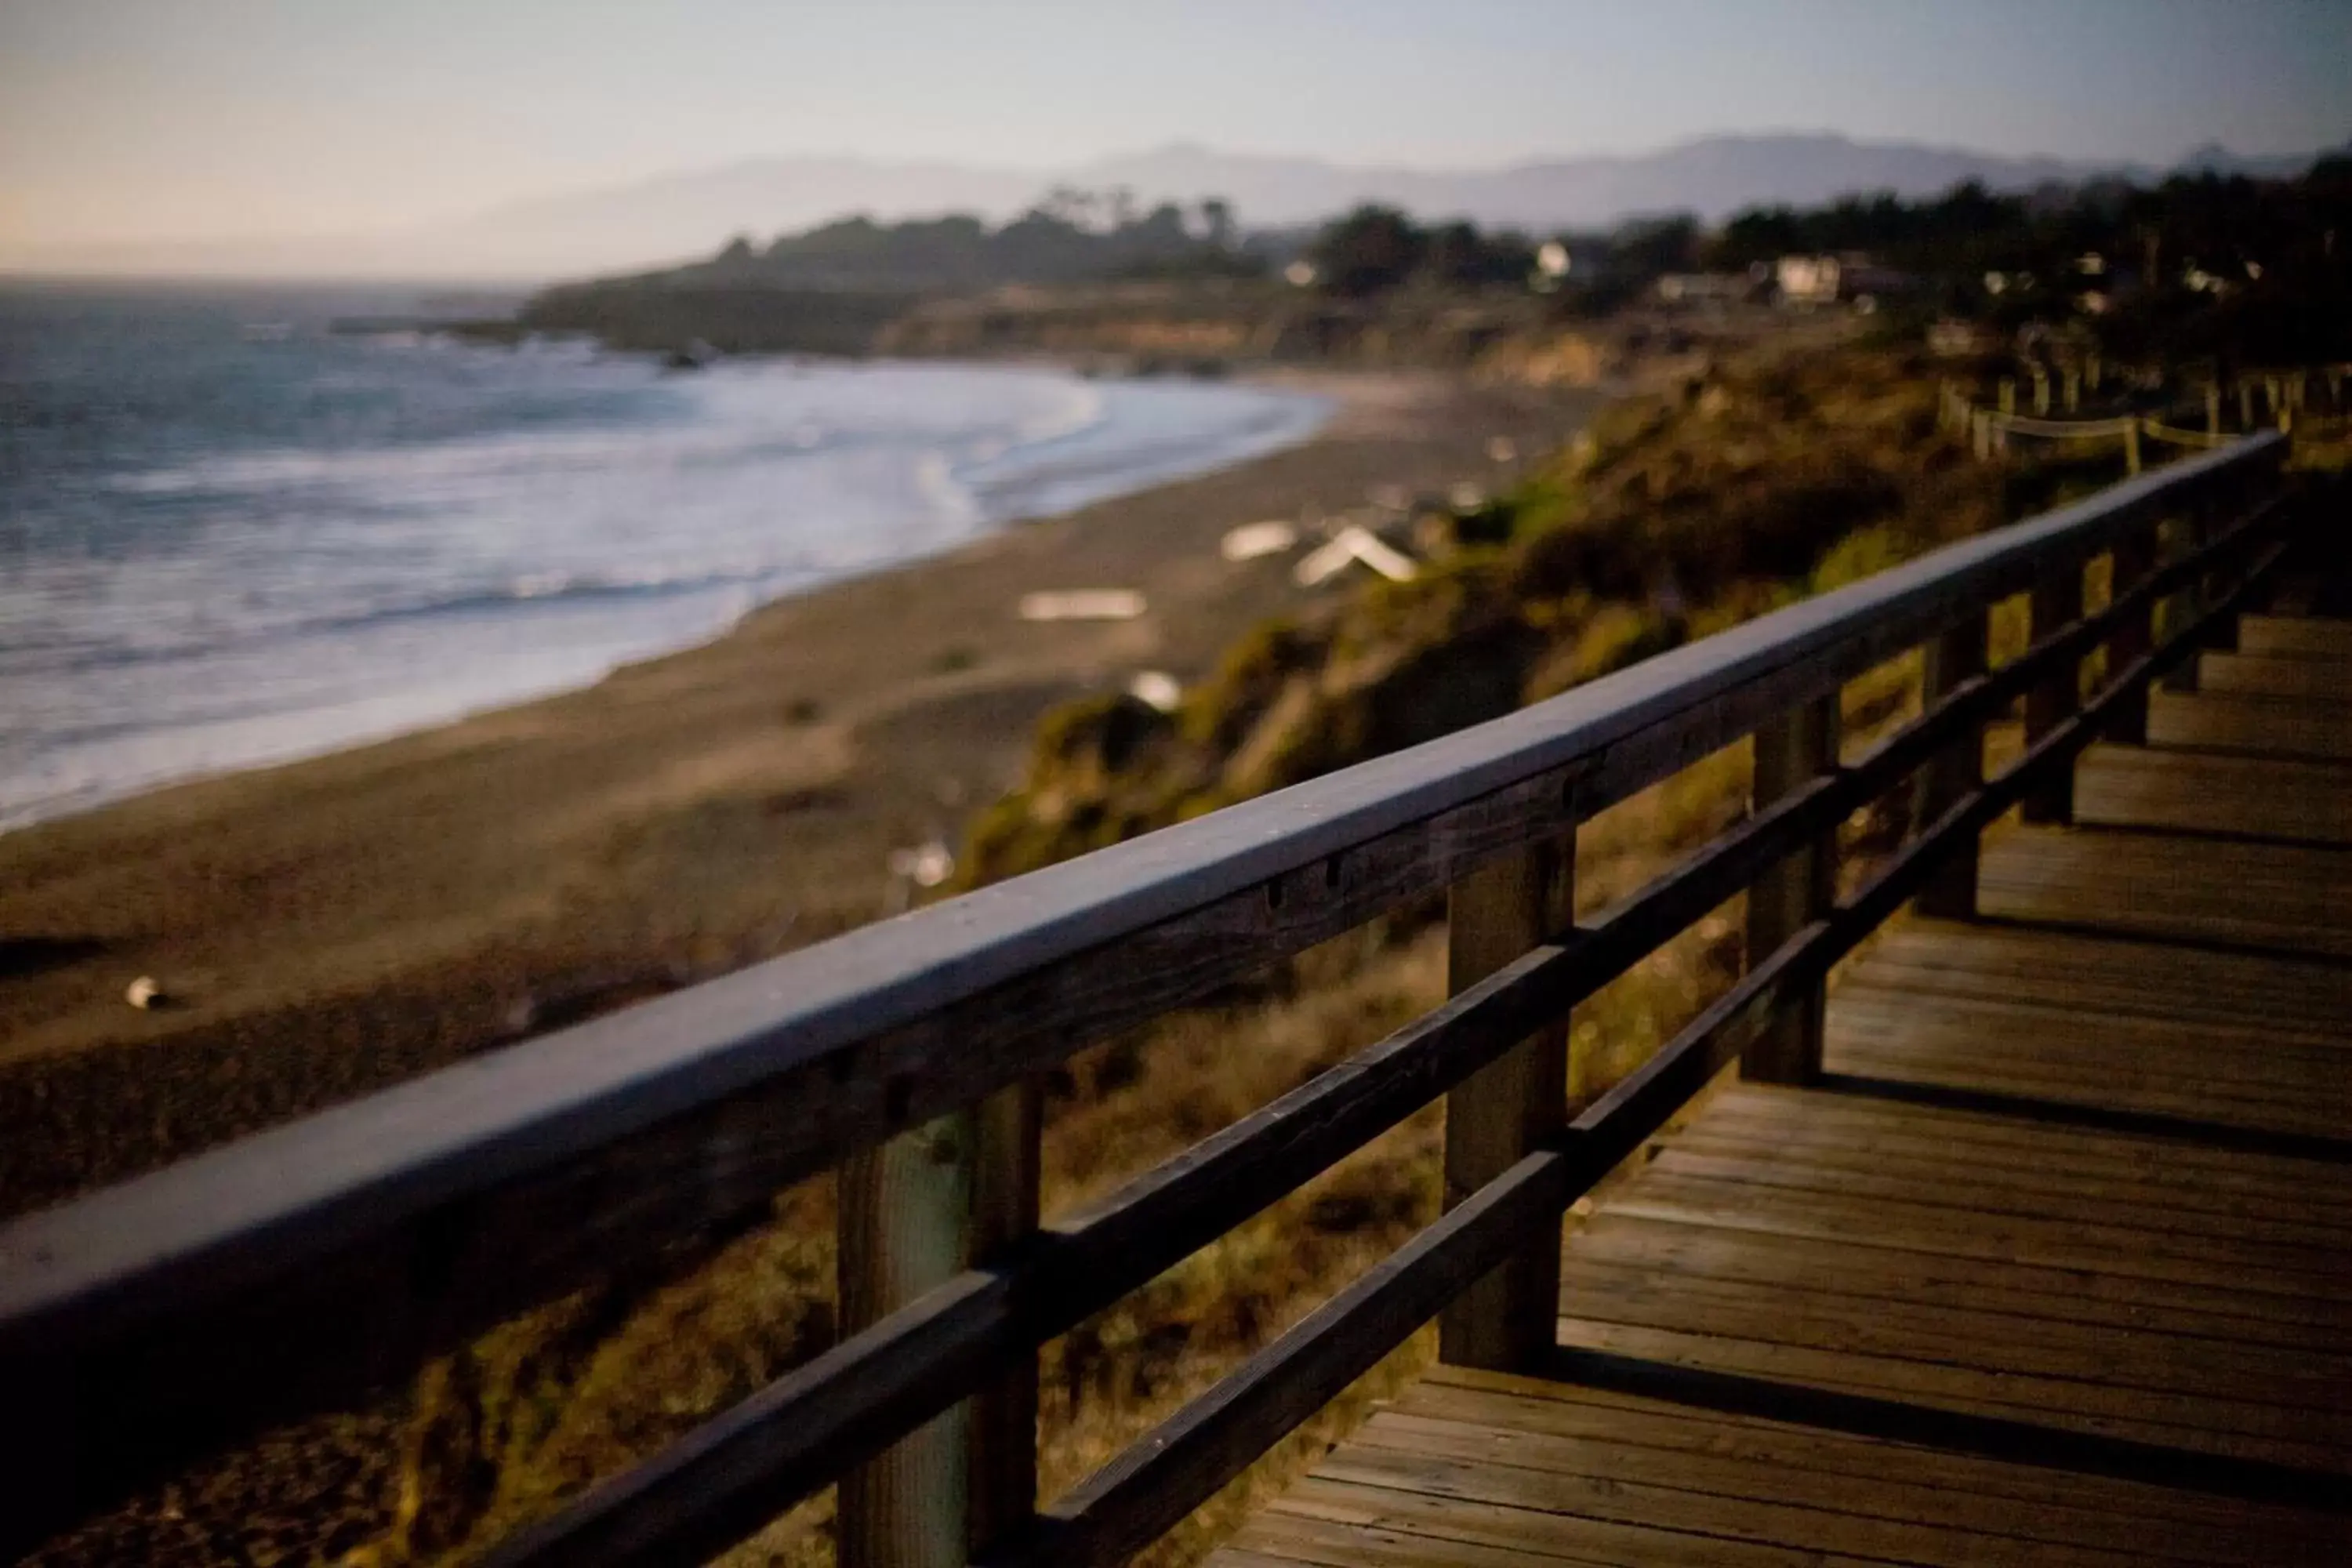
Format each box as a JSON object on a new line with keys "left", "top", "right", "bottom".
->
{"left": 1776, "top": 254, "right": 1843, "bottom": 305}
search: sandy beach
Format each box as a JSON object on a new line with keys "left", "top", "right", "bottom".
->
{"left": 0, "top": 368, "right": 1606, "bottom": 1216}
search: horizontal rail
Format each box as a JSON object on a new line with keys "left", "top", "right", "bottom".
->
{"left": 0, "top": 433, "right": 2289, "bottom": 1555}
{"left": 1994, "top": 414, "right": 2140, "bottom": 438}
{"left": 478, "top": 486, "right": 2296, "bottom": 1565}
{"left": 996, "top": 521, "right": 2299, "bottom": 1566}
{"left": 1004, "top": 929, "right": 1822, "bottom": 1568}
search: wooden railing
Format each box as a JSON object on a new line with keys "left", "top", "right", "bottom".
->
{"left": 1940, "top": 363, "right": 2352, "bottom": 467}
{"left": 0, "top": 432, "right": 2298, "bottom": 1566}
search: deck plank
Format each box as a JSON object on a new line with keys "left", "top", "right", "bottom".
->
{"left": 1212, "top": 603, "right": 2352, "bottom": 1566}
{"left": 2195, "top": 650, "right": 2352, "bottom": 700}
{"left": 1975, "top": 826, "right": 2352, "bottom": 956}
{"left": 2146, "top": 688, "right": 2352, "bottom": 760}
{"left": 2072, "top": 742, "right": 2352, "bottom": 844}
{"left": 2238, "top": 612, "right": 2352, "bottom": 658}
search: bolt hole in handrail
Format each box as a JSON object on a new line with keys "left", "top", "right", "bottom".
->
{"left": 0, "top": 434, "right": 2294, "bottom": 1565}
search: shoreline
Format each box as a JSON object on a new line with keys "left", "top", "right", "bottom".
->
{"left": 0, "top": 350, "right": 1332, "bottom": 835}
{"left": 0, "top": 365, "right": 1606, "bottom": 1214}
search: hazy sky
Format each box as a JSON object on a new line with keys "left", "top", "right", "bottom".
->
{"left": 3, "top": 0, "right": 2347, "bottom": 246}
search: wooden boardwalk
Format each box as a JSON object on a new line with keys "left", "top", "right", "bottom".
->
{"left": 1216, "top": 615, "right": 2352, "bottom": 1564}
{"left": 6, "top": 444, "right": 2319, "bottom": 1566}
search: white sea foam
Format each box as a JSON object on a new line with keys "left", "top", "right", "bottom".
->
{"left": 1, "top": 332, "right": 1330, "bottom": 829}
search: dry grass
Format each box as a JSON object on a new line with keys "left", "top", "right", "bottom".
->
{"left": 319, "top": 735, "right": 1782, "bottom": 1568}
{"left": 332, "top": 343, "right": 2028, "bottom": 1566}
{"left": 36, "top": 340, "right": 2178, "bottom": 1568}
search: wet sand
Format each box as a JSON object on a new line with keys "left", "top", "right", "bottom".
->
{"left": 0, "top": 368, "right": 1606, "bottom": 1214}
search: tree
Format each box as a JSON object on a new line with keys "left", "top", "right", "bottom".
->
{"left": 1309, "top": 205, "right": 1427, "bottom": 297}
{"left": 1610, "top": 214, "right": 1701, "bottom": 281}
{"left": 1200, "top": 198, "right": 1236, "bottom": 249}
{"left": 1040, "top": 185, "right": 1096, "bottom": 228}
{"left": 1422, "top": 221, "right": 1533, "bottom": 288}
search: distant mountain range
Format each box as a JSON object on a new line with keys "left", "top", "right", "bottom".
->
{"left": 10, "top": 132, "right": 2339, "bottom": 282}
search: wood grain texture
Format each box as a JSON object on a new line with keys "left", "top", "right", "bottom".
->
{"left": 1440, "top": 839, "right": 1575, "bottom": 1371}
{"left": 2198, "top": 649, "right": 2352, "bottom": 699}
{"left": 967, "top": 1080, "right": 1044, "bottom": 1555}
{"left": 838, "top": 1114, "right": 976, "bottom": 1568}
{"left": 2073, "top": 743, "right": 2352, "bottom": 844}
{"left": 1740, "top": 698, "right": 1838, "bottom": 1082}
{"left": 1914, "top": 608, "right": 1990, "bottom": 916}
{"left": 2105, "top": 524, "right": 2159, "bottom": 743}
{"left": 0, "top": 442, "right": 2303, "bottom": 1559}
{"left": 1213, "top": 588, "right": 2352, "bottom": 1568}
{"left": 2147, "top": 688, "right": 2352, "bottom": 759}
{"left": 1976, "top": 826, "right": 2352, "bottom": 957}
{"left": 2024, "top": 557, "right": 2089, "bottom": 822}
{"left": 2240, "top": 612, "right": 2352, "bottom": 657}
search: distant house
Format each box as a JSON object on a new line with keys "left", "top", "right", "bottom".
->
{"left": 1534, "top": 241, "right": 1572, "bottom": 290}
{"left": 1776, "top": 252, "right": 1915, "bottom": 309}
{"left": 1776, "top": 254, "right": 1844, "bottom": 306}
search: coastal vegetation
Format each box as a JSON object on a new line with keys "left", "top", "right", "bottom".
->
{"left": 365, "top": 338, "right": 2078, "bottom": 1568}
{"left": 960, "top": 343, "right": 2021, "bottom": 888}
{"left": 487, "top": 197, "right": 1271, "bottom": 354}
{"left": 485, "top": 153, "right": 2352, "bottom": 375}
{"left": 1711, "top": 154, "right": 2352, "bottom": 363}
{"left": 25, "top": 155, "right": 2352, "bottom": 1568}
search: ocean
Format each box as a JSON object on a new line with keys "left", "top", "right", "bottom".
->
{"left": 0, "top": 281, "right": 1330, "bottom": 829}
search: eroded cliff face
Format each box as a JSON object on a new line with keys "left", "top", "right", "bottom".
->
{"left": 873, "top": 281, "right": 1634, "bottom": 378}
{"left": 481, "top": 251, "right": 1673, "bottom": 391}
{"left": 111, "top": 342, "right": 2109, "bottom": 1568}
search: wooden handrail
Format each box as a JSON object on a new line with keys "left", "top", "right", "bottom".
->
{"left": 486, "top": 470, "right": 2299, "bottom": 1568}
{"left": 993, "top": 502, "right": 2303, "bottom": 1568}
{"left": 0, "top": 432, "right": 2292, "bottom": 1563}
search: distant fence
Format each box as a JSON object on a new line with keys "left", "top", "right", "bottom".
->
{"left": 0, "top": 434, "right": 2299, "bottom": 1566}
{"left": 1941, "top": 363, "right": 2352, "bottom": 470}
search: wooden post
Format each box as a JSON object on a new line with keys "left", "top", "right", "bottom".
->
{"left": 840, "top": 1082, "right": 1040, "bottom": 1566}
{"left": 2158, "top": 511, "right": 2204, "bottom": 693}
{"left": 840, "top": 1116, "right": 976, "bottom": 1568}
{"left": 2206, "top": 384, "right": 2223, "bottom": 436}
{"left": 2063, "top": 367, "right": 2081, "bottom": 412}
{"left": 1743, "top": 696, "right": 1839, "bottom": 1083}
{"left": 2106, "top": 524, "right": 2158, "bottom": 745}
{"left": 2198, "top": 492, "right": 2241, "bottom": 655}
{"left": 2122, "top": 422, "right": 2142, "bottom": 475}
{"left": 1915, "top": 613, "right": 1989, "bottom": 919}
{"left": 1439, "top": 838, "right": 1573, "bottom": 1372}
{"left": 1998, "top": 377, "right": 2016, "bottom": 416}
{"left": 2031, "top": 367, "right": 2050, "bottom": 416}
{"left": 967, "top": 1081, "right": 1040, "bottom": 1557}
{"left": 2022, "top": 558, "right": 2086, "bottom": 824}
{"left": 1972, "top": 410, "right": 1993, "bottom": 460}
